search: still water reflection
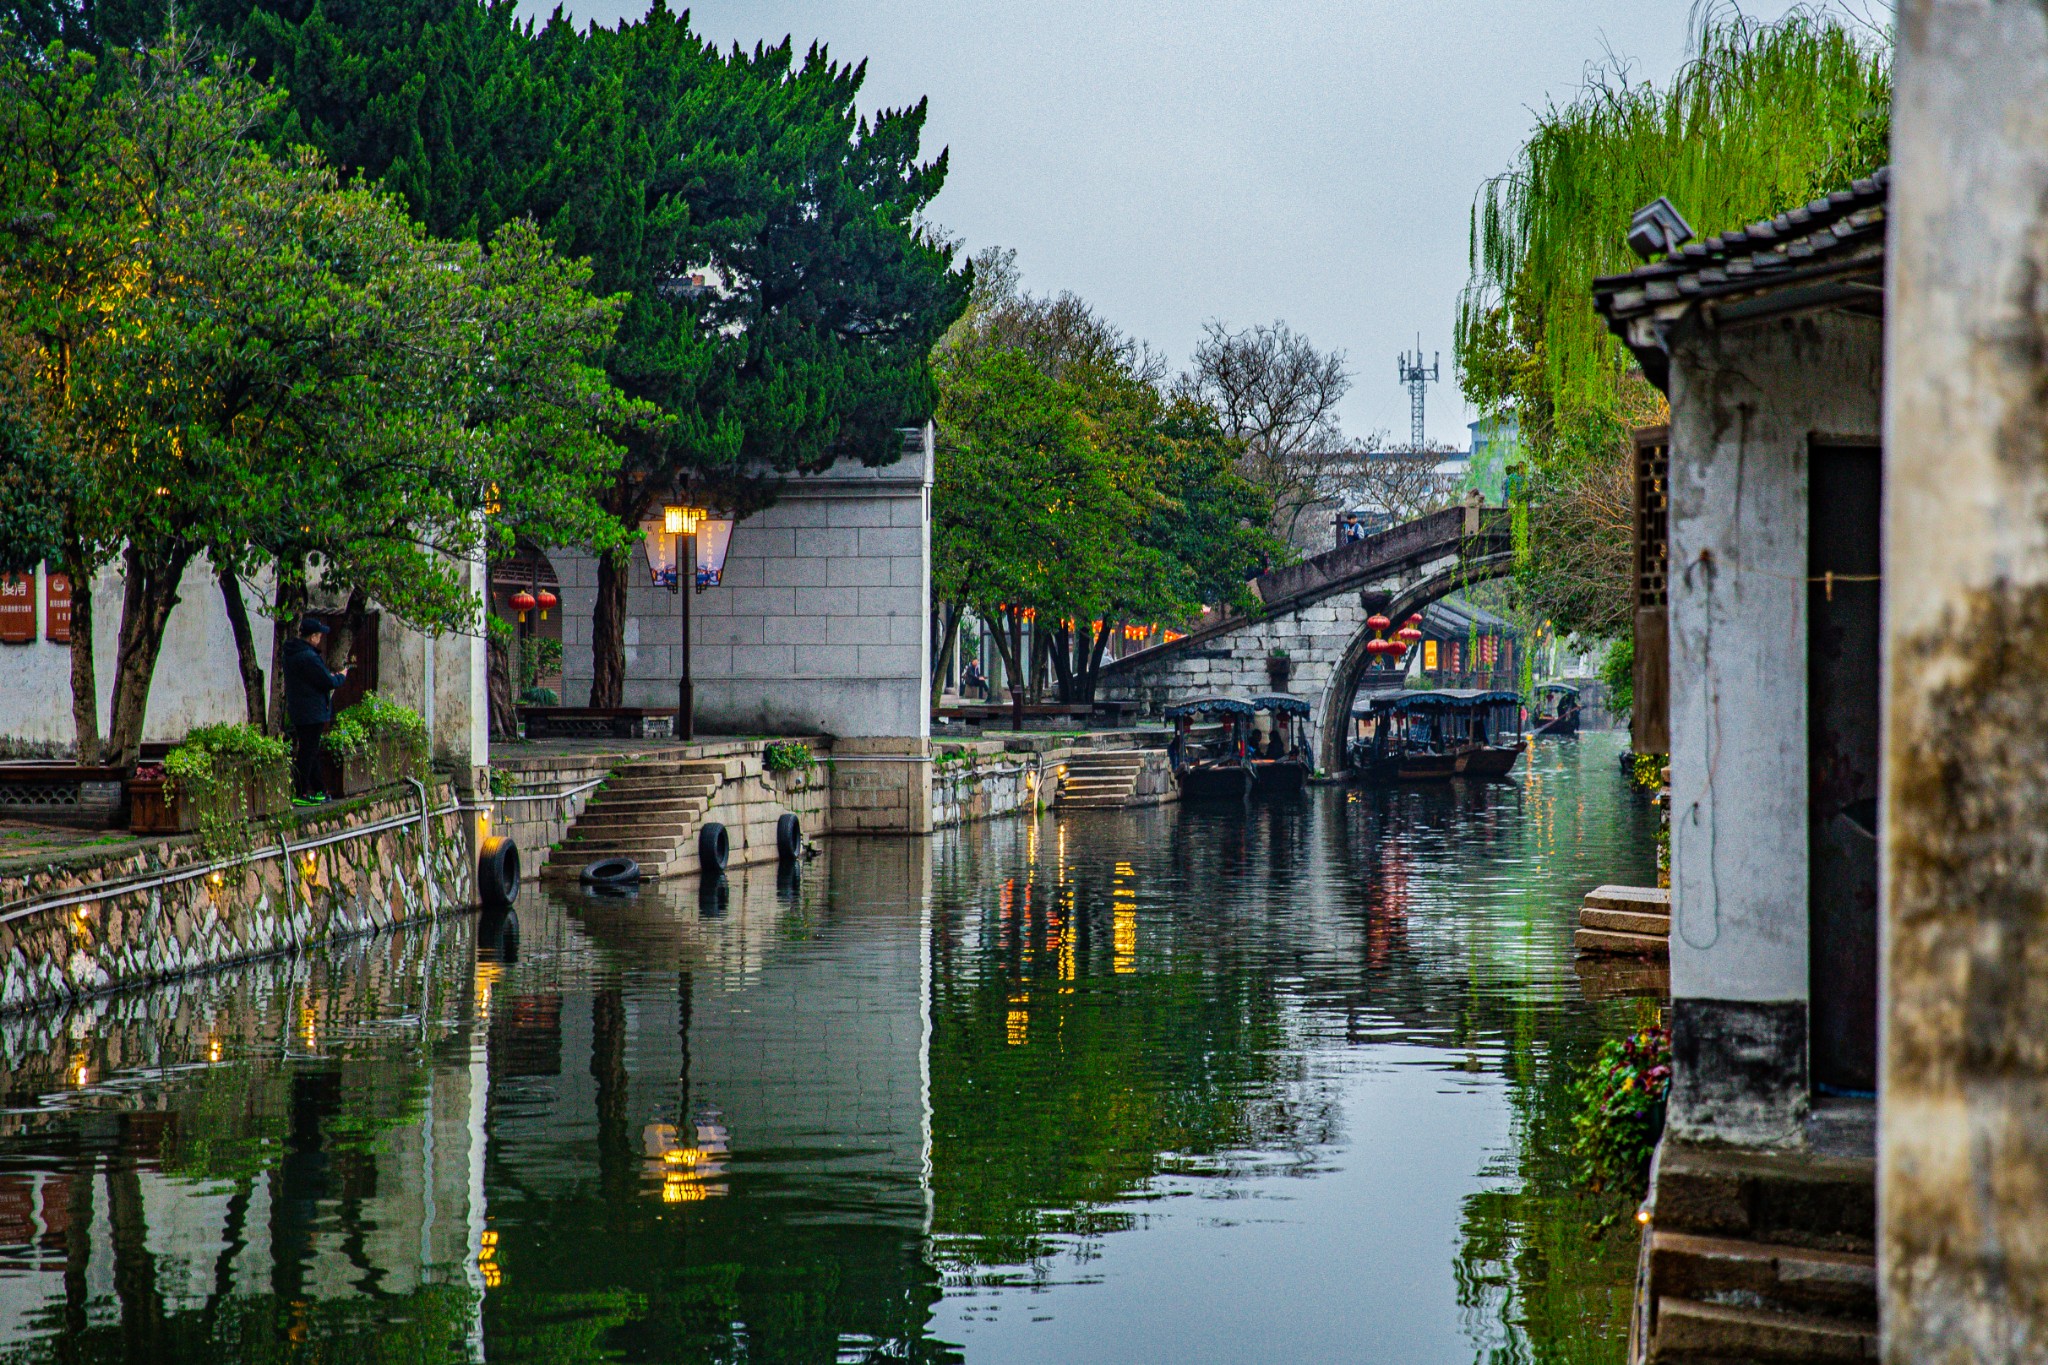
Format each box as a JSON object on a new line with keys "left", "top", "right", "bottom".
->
{"left": 0, "top": 733, "right": 1656, "bottom": 1364}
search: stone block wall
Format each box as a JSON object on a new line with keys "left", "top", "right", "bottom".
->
{"left": 0, "top": 782, "right": 474, "bottom": 1015}
{"left": 830, "top": 738, "right": 933, "bottom": 835}
{"left": 555, "top": 429, "right": 933, "bottom": 741}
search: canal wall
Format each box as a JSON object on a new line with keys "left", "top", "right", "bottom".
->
{"left": 0, "top": 780, "right": 472, "bottom": 1016}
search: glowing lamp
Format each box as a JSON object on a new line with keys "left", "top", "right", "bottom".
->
{"left": 1366, "top": 614, "right": 1391, "bottom": 632}
{"left": 664, "top": 504, "right": 705, "bottom": 536}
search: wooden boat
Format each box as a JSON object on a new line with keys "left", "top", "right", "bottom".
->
{"left": 1166, "top": 695, "right": 1256, "bottom": 800}
{"left": 1532, "top": 683, "right": 1581, "bottom": 736}
{"left": 1456, "top": 692, "right": 1528, "bottom": 779}
{"left": 1247, "top": 694, "right": 1313, "bottom": 793}
{"left": 1349, "top": 689, "right": 1522, "bottom": 783}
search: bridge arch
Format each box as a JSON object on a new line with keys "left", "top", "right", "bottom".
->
{"left": 1315, "top": 549, "right": 1517, "bottom": 772}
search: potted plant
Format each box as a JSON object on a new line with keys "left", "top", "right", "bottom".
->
{"left": 132, "top": 724, "right": 291, "bottom": 852}
{"left": 1266, "top": 647, "right": 1292, "bottom": 691}
{"left": 322, "top": 692, "right": 430, "bottom": 795}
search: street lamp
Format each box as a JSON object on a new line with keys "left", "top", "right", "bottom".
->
{"left": 662, "top": 503, "right": 706, "bottom": 741}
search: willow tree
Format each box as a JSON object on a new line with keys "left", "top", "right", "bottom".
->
{"left": 1455, "top": 7, "right": 1889, "bottom": 637}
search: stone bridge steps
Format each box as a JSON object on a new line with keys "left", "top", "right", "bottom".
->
{"left": 545, "top": 760, "right": 730, "bottom": 880}
{"left": 1058, "top": 753, "right": 1148, "bottom": 809}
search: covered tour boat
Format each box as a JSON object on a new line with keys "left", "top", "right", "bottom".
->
{"left": 1349, "top": 689, "right": 1525, "bottom": 783}
{"left": 1245, "top": 694, "right": 1313, "bottom": 793}
{"left": 1531, "top": 683, "right": 1581, "bottom": 736}
{"left": 1167, "top": 694, "right": 1314, "bottom": 799}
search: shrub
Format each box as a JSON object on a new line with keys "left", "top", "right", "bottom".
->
{"left": 518, "top": 686, "right": 559, "bottom": 706}
{"left": 164, "top": 724, "right": 289, "bottom": 858}
{"left": 1571, "top": 1024, "right": 1672, "bottom": 1189}
{"left": 324, "top": 692, "right": 429, "bottom": 776}
{"left": 763, "top": 741, "right": 815, "bottom": 773}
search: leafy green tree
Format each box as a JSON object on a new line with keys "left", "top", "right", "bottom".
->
{"left": 1454, "top": 9, "right": 1889, "bottom": 637}
{"left": 0, "top": 34, "right": 638, "bottom": 762}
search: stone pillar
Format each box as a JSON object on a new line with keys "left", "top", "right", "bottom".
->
{"left": 1883, "top": 2, "right": 2048, "bottom": 1355}
{"left": 828, "top": 738, "right": 933, "bottom": 836}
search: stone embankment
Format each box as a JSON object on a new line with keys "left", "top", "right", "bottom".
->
{"left": 0, "top": 779, "right": 472, "bottom": 1016}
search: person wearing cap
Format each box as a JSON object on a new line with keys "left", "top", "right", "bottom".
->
{"left": 282, "top": 617, "right": 349, "bottom": 804}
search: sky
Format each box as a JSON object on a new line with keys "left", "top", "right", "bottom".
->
{"left": 531, "top": 0, "right": 1824, "bottom": 449}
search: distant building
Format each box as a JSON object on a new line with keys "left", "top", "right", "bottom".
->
{"left": 1463, "top": 416, "right": 1517, "bottom": 503}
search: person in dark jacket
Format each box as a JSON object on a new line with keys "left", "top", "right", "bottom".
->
{"left": 282, "top": 618, "right": 348, "bottom": 803}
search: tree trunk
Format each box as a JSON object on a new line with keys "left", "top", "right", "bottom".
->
{"left": 217, "top": 568, "right": 268, "bottom": 727}
{"left": 588, "top": 551, "right": 629, "bottom": 707}
{"left": 1079, "top": 618, "right": 1116, "bottom": 703}
{"left": 104, "top": 541, "right": 194, "bottom": 768}
{"left": 64, "top": 541, "right": 100, "bottom": 765}
{"left": 267, "top": 560, "right": 306, "bottom": 734}
{"left": 1048, "top": 625, "right": 1076, "bottom": 703}
{"left": 323, "top": 586, "right": 368, "bottom": 676}
{"left": 1029, "top": 629, "right": 1052, "bottom": 703}
{"left": 930, "top": 600, "right": 962, "bottom": 708}
{"left": 487, "top": 628, "right": 518, "bottom": 739}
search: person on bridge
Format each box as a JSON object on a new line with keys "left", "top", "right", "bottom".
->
{"left": 282, "top": 617, "right": 349, "bottom": 806}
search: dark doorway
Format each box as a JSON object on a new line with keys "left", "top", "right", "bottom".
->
{"left": 1808, "top": 442, "right": 1881, "bottom": 1094}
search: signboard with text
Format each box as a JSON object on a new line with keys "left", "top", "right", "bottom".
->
{"left": 0, "top": 573, "right": 31, "bottom": 644}
{"left": 44, "top": 571, "right": 71, "bottom": 643}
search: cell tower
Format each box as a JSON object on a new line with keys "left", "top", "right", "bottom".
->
{"left": 1397, "top": 337, "right": 1439, "bottom": 452}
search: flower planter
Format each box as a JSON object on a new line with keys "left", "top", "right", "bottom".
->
{"left": 324, "top": 734, "right": 422, "bottom": 797}
{"left": 1266, "top": 656, "right": 1292, "bottom": 691}
{"left": 130, "top": 761, "right": 290, "bottom": 834}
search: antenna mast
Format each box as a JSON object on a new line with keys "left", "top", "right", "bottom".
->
{"left": 1396, "top": 336, "right": 1440, "bottom": 452}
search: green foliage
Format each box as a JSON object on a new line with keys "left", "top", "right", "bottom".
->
{"left": 324, "top": 692, "right": 428, "bottom": 777}
{"left": 1456, "top": 9, "right": 1889, "bottom": 636}
{"left": 163, "top": 722, "right": 289, "bottom": 858}
{"left": 1598, "top": 636, "right": 1634, "bottom": 719}
{"left": 518, "top": 685, "right": 559, "bottom": 706}
{"left": 1570, "top": 1025, "right": 1672, "bottom": 1190}
{"left": 519, "top": 635, "right": 563, "bottom": 692}
{"left": 1632, "top": 752, "right": 1666, "bottom": 791}
{"left": 762, "top": 740, "right": 815, "bottom": 773}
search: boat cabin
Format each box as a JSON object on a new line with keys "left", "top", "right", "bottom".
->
{"left": 1348, "top": 689, "right": 1523, "bottom": 783}
{"left": 1531, "top": 683, "right": 1581, "bottom": 736}
{"left": 1166, "top": 694, "right": 1312, "bottom": 798}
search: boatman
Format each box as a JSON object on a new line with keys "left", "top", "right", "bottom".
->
{"left": 282, "top": 617, "right": 349, "bottom": 806}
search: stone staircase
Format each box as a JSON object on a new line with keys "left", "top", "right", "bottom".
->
{"left": 1637, "top": 1141, "right": 1877, "bottom": 1362}
{"left": 546, "top": 760, "right": 728, "bottom": 880}
{"left": 1577, "top": 884, "right": 1671, "bottom": 957}
{"left": 1057, "top": 752, "right": 1148, "bottom": 809}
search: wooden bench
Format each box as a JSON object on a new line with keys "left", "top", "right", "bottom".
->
{"left": 519, "top": 706, "right": 678, "bottom": 740}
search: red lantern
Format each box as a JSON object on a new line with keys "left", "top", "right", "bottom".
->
{"left": 510, "top": 589, "right": 537, "bottom": 621}
{"left": 537, "top": 588, "right": 558, "bottom": 620}
{"left": 1407, "top": 614, "right": 1423, "bottom": 626}
{"left": 1397, "top": 625, "right": 1423, "bottom": 643}
{"left": 1365, "top": 638, "right": 1390, "bottom": 655}
{"left": 1389, "top": 638, "right": 1409, "bottom": 654}
{"left": 1366, "top": 614, "right": 1391, "bottom": 632}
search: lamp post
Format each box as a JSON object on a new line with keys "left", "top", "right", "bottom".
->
{"left": 664, "top": 503, "right": 706, "bottom": 741}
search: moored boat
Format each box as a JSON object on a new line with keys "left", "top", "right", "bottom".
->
{"left": 1532, "top": 682, "right": 1581, "bottom": 736}
{"left": 1349, "top": 689, "right": 1522, "bottom": 783}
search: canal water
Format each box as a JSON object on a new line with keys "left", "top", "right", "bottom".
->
{"left": 0, "top": 732, "right": 1658, "bottom": 1363}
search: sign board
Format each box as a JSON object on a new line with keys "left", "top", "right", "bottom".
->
{"left": 44, "top": 570, "right": 71, "bottom": 643}
{"left": 0, "top": 573, "right": 31, "bottom": 644}
{"left": 695, "top": 518, "right": 734, "bottom": 589}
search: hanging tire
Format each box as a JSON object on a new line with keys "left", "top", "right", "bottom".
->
{"left": 776, "top": 812, "right": 803, "bottom": 863}
{"left": 699, "top": 821, "right": 730, "bottom": 872}
{"left": 579, "top": 856, "right": 641, "bottom": 887}
{"left": 477, "top": 836, "right": 521, "bottom": 908}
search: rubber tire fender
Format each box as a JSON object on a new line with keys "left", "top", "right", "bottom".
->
{"left": 776, "top": 812, "right": 803, "bottom": 863}
{"left": 579, "top": 857, "right": 641, "bottom": 886}
{"left": 478, "top": 836, "right": 521, "bottom": 908}
{"left": 699, "top": 821, "right": 730, "bottom": 873}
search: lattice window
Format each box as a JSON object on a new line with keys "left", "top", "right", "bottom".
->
{"left": 1635, "top": 427, "right": 1670, "bottom": 609}
{"left": 0, "top": 782, "right": 81, "bottom": 808}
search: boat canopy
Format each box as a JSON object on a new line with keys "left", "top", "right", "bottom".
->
{"left": 1537, "top": 682, "right": 1581, "bottom": 697}
{"left": 1360, "top": 689, "right": 1522, "bottom": 716}
{"left": 1163, "top": 695, "right": 1256, "bottom": 719}
{"left": 1247, "top": 694, "right": 1312, "bottom": 718}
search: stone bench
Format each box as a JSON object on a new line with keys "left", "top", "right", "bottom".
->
{"left": 519, "top": 706, "right": 677, "bottom": 740}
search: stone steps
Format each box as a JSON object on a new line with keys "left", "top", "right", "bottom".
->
{"left": 1641, "top": 1142, "right": 1878, "bottom": 1364}
{"left": 545, "top": 762, "right": 732, "bottom": 880}
{"left": 1058, "top": 751, "right": 1146, "bottom": 809}
{"left": 1577, "top": 883, "right": 1669, "bottom": 959}
{"left": 1651, "top": 1296, "right": 1876, "bottom": 1362}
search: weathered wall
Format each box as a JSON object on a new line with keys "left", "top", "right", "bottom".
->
{"left": 0, "top": 556, "right": 488, "bottom": 770}
{"left": 1663, "top": 309, "right": 1882, "bottom": 1148}
{"left": 831, "top": 738, "right": 933, "bottom": 835}
{"left": 0, "top": 782, "right": 474, "bottom": 1015}
{"left": 555, "top": 430, "right": 933, "bottom": 741}
{"left": 1883, "top": 2, "right": 2048, "bottom": 1356}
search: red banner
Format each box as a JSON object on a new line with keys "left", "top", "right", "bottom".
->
{"left": 0, "top": 573, "right": 32, "bottom": 644}
{"left": 44, "top": 571, "right": 70, "bottom": 643}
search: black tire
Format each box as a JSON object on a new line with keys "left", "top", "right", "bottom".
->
{"left": 477, "top": 836, "right": 521, "bottom": 908}
{"left": 776, "top": 812, "right": 803, "bottom": 862}
{"left": 579, "top": 856, "right": 641, "bottom": 886}
{"left": 699, "top": 821, "right": 730, "bottom": 872}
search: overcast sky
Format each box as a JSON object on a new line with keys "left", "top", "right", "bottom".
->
{"left": 533, "top": 0, "right": 1825, "bottom": 447}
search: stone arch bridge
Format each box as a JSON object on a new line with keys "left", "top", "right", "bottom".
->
{"left": 1098, "top": 505, "right": 1515, "bottom": 771}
